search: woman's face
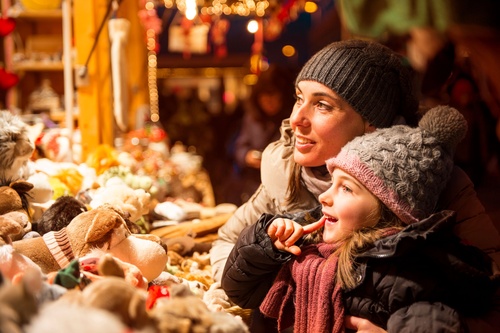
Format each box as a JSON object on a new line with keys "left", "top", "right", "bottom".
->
{"left": 319, "top": 168, "right": 380, "bottom": 243}
{"left": 290, "top": 80, "right": 371, "bottom": 167}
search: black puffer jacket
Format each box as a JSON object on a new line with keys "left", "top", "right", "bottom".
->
{"left": 222, "top": 210, "right": 500, "bottom": 332}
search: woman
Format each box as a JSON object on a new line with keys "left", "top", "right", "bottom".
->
{"left": 222, "top": 106, "right": 499, "bottom": 332}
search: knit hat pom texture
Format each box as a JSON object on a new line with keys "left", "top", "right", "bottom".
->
{"left": 327, "top": 105, "right": 467, "bottom": 224}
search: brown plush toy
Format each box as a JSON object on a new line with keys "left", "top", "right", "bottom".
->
{"left": 0, "top": 180, "right": 33, "bottom": 241}
{"left": 12, "top": 204, "right": 168, "bottom": 282}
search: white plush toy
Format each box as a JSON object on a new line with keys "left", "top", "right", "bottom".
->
{"left": 89, "top": 177, "right": 151, "bottom": 223}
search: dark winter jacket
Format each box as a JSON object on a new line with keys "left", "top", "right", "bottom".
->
{"left": 222, "top": 210, "right": 500, "bottom": 333}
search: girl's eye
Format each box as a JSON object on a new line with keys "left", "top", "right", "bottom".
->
{"left": 341, "top": 185, "right": 352, "bottom": 193}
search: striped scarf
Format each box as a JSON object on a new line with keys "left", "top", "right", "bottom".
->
{"left": 260, "top": 242, "right": 344, "bottom": 333}
{"left": 42, "top": 228, "right": 74, "bottom": 268}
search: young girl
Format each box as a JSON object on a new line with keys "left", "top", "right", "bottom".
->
{"left": 222, "top": 106, "right": 500, "bottom": 333}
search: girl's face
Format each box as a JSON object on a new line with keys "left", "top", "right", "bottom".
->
{"left": 291, "top": 81, "right": 372, "bottom": 167}
{"left": 319, "top": 168, "right": 380, "bottom": 244}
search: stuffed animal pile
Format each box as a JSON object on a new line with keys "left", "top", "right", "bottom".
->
{"left": 0, "top": 111, "right": 248, "bottom": 332}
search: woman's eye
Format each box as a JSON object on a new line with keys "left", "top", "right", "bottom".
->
{"left": 294, "top": 94, "right": 303, "bottom": 105}
{"left": 316, "top": 101, "right": 332, "bottom": 111}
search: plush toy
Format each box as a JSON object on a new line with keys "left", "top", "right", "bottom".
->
{"left": 78, "top": 251, "right": 149, "bottom": 289}
{"left": 24, "top": 299, "right": 128, "bottom": 333}
{"left": 0, "top": 268, "right": 41, "bottom": 333}
{"left": 35, "top": 195, "right": 87, "bottom": 235}
{"left": 0, "top": 180, "right": 33, "bottom": 240}
{"left": 0, "top": 112, "right": 52, "bottom": 207}
{"left": 0, "top": 111, "right": 35, "bottom": 181}
{"left": 89, "top": 177, "right": 151, "bottom": 223}
{"left": 150, "top": 283, "right": 249, "bottom": 333}
{"left": 12, "top": 204, "right": 168, "bottom": 282}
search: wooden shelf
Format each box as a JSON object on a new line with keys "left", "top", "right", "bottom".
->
{"left": 12, "top": 61, "right": 65, "bottom": 71}
{"left": 7, "top": 8, "right": 63, "bottom": 19}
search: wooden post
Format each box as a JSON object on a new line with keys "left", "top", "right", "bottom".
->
{"left": 73, "top": 0, "right": 114, "bottom": 160}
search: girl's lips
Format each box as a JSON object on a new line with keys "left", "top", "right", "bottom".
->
{"left": 323, "top": 214, "right": 338, "bottom": 224}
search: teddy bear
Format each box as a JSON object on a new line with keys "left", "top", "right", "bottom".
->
{"left": 0, "top": 180, "right": 34, "bottom": 241}
{"left": 11, "top": 204, "right": 168, "bottom": 282}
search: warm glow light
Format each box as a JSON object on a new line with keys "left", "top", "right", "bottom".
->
{"left": 185, "top": 0, "right": 197, "bottom": 20}
{"left": 304, "top": 1, "right": 318, "bottom": 13}
{"left": 243, "top": 74, "right": 259, "bottom": 85}
{"left": 247, "top": 19, "right": 259, "bottom": 33}
{"left": 282, "top": 45, "right": 296, "bottom": 57}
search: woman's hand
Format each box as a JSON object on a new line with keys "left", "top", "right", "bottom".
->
{"left": 267, "top": 217, "right": 324, "bottom": 255}
{"left": 345, "top": 316, "right": 387, "bottom": 333}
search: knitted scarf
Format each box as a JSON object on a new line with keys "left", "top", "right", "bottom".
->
{"left": 260, "top": 242, "right": 344, "bottom": 333}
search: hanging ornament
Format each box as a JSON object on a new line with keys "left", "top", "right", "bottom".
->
{"left": 0, "top": 16, "right": 16, "bottom": 37}
{"left": 181, "top": 16, "right": 194, "bottom": 59}
{"left": 264, "top": 16, "right": 283, "bottom": 42}
{"left": 210, "top": 16, "right": 230, "bottom": 58}
{"left": 0, "top": 67, "right": 19, "bottom": 90}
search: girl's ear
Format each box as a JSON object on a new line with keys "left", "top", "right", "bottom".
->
{"left": 364, "top": 122, "right": 377, "bottom": 134}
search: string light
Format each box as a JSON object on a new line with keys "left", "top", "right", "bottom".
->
{"left": 160, "top": 0, "right": 271, "bottom": 17}
{"left": 144, "top": 1, "right": 159, "bottom": 122}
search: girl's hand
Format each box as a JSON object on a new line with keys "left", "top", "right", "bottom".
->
{"left": 267, "top": 217, "right": 325, "bottom": 255}
{"left": 345, "top": 316, "right": 387, "bottom": 333}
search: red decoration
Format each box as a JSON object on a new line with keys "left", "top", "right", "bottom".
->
{"left": 146, "top": 285, "right": 170, "bottom": 310}
{"left": 0, "top": 67, "right": 19, "bottom": 90}
{"left": 0, "top": 16, "right": 16, "bottom": 37}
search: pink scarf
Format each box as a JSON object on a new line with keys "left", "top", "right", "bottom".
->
{"left": 260, "top": 243, "right": 344, "bottom": 333}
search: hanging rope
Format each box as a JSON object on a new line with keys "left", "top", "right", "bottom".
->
{"left": 77, "top": 0, "right": 123, "bottom": 79}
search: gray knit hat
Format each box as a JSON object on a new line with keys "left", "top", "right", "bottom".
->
{"left": 296, "top": 39, "right": 418, "bottom": 128}
{"left": 326, "top": 105, "right": 467, "bottom": 224}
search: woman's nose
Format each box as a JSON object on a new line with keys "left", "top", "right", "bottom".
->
{"left": 290, "top": 103, "right": 310, "bottom": 129}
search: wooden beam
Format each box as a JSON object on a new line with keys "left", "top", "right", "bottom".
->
{"left": 73, "top": 0, "right": 114, "bottom": 161}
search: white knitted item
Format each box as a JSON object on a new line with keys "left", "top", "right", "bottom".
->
{"left": 109, "top": 18, "right": 130, "bottom": 132}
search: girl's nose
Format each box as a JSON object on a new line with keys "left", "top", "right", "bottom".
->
{"left": 319, "top": 186, "right": 333, "bottom": 207}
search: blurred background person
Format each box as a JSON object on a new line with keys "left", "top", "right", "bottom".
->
{"left": 225, "top": 65, "right": 296, "bottom": 205}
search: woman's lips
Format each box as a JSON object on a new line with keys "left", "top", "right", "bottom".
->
{"left": 295, "top": 136, "right": 315, "bottom": 152}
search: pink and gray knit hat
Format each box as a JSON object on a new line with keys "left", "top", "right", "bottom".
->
{"left": 326, "top": 105, "right": 467, "bottom": 224}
